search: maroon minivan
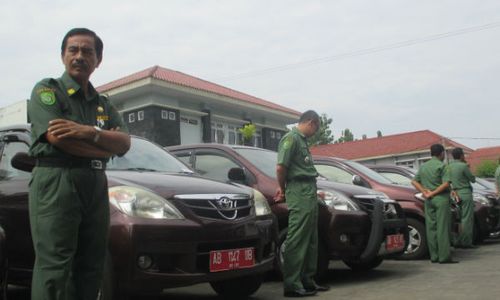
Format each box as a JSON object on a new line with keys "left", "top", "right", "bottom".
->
{"left": 0, "top": 125, "right": 276, "bottom": 299}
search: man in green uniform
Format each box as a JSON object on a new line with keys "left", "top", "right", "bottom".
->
{"left": 276, "top": 110, "right": 329, "bottom": 297}
{"left": 412, "top": 144, "right": 457, "bottom": 264}
{"left": 449, "top": 148, "right": 476, "bottom": 248}
{"left": 28, "top": 28, "right": 130, "bottom": 300}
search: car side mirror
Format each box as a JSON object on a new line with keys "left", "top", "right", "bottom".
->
{"left": 11, "top": 152, "right": 35, "bottom": 173}
{"left": 228, "top": 167, "right": 246, "bottom": 182}
{"left": 352, "top": 175, "right": 363, "bottom": 186}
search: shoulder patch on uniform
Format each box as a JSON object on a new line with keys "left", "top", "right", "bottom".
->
{"left": 38, "top": 89, "right": 56, "bottom": 106}
{"left": 283, "top": 135, "right": 294, "bottom": 150}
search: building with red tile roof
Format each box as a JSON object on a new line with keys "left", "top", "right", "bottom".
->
{"left": 466, "top": 146, "right": 500, "bottom": 173}
{"left": 97, "top": 65, "right": 300, "bottom": 149}
{"left": 310, "top": 130, "right": 473, "bottom": 169}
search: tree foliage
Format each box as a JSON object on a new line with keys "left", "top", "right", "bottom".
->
{"left": 475, "top": 160, "right": 498, "bottom": 177}
{"left": 335, "top": 128, "right": 354, "bottom": 143}
{"left": 308, "top": 114, "right": 334, "bottom": 146}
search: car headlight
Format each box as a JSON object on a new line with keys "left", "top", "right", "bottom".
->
{"left": 253, "top": 189, "right": 272, "bottom": 216}
{"left": 317, "top": 189, "right": 360, "bottom": 211}
{"left": 109, "top": 186, "right": 185, "bottom": 219}
{"left": 473, "top": 192, "right": 492, "bottom": 207}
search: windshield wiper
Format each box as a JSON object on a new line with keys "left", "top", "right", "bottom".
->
{"left": 124, "top": 167, "right": 158, "bottom": 172}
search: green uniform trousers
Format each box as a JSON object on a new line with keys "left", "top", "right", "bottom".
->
{"left": 29, "top": 167, "right": 109, "bottom": 300}
{"left": 283, "top": 181, "right": 318, "bottom": 291}
{"left": 424, "top": 194, "right": 452, "bottom": 262}
{"left": 455, "top": 189, "right": 474, "bottom": 247}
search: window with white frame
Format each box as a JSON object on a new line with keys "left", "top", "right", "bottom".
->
{"left": 138, "top": 110, "right": 144, "bottom": 121}
{"left": 128, "top": 112, "right": 135, "bottom": 123}
{"left": 169, "top": 111, "right": 176, "bottom": 121}
{"left": 161, "top": 110, "right": 168, "bottom": 119}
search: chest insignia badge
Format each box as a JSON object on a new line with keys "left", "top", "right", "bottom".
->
{"left": 97, "top": 106, "right": 104, "bottom": 113}
{"left": 67, "top": 88, "right": 76, "bottom": 96}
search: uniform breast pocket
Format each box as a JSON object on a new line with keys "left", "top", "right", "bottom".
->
{"left": 300, "top": 147, "right": 312, "bottom": 165}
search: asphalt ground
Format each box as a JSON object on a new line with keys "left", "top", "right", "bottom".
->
{"left": 7, "top": 238, "right": 500, "bottom": 300}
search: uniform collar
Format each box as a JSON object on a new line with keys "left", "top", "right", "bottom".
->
{"left": 60, "top": 72, "right": 98, "bottom": 101}
{"left": 292, "top": 127, "right": 306, "bottom": 139}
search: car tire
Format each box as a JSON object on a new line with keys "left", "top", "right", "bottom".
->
{"left": 400, "top": 218, "right": 428, "bottom": 260}
{"left": 473, "top": 221, "right": 484, "bottom": 244}
{"left": 275, "top": 228, "right": 329, "bottom": 280}
{"left": 342, "top": 256, "right": 383, "bottom": 271}
{"left": 210, "top": 274, "right": 263, "bottom": 298}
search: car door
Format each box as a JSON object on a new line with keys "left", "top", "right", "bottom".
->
{"left": 0, "top": 135, "right": 34, "bottom": 273}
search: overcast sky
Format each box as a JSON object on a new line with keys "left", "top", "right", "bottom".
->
{"left": 1, "top": 0, "right": 499, "bottom": 149}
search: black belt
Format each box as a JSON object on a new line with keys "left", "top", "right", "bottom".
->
{"left": 290, "top": 176, "right": 316, "bottom": 182}
{"left": 36, "top": 157, "right": 106, "bottom": 170}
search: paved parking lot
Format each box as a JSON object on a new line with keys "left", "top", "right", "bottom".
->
{"left": 8, "top": 239, "right": 500, "bottom": 300}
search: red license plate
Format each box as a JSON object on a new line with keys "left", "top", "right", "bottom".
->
{"left": 386, "top": 234, "right": 405, "bottom": 251}
{"left": 209, "top": 248, "right": 255, "bottom": 272}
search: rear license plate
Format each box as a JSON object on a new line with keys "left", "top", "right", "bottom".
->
{"left": 386, "top": 234, "right": 405, "bottom": 251}
{"left": 209, "top": 247, "right": 255, "bottom": 272}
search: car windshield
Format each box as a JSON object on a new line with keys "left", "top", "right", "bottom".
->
{"left": 474, "top": 177, "right": 496, "bottom": 190}
{"left": 343, "top": 160, "right": 394, "bottom": 184}
{"left": 233, "top": 147, "right": 277, "bottom": 179}
{"left": 107, "top": 137, "right": 192, "bottom": 173}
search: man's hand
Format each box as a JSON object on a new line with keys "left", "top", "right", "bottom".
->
{"left": 48, "top": 119, "right": 94, "bottom": 140}
{"left": 274, "top": 187, "right": 285, "bottom": 203}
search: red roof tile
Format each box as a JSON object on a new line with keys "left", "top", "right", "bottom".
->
{"left": 466, "top": 146, "right": 500, "bottom": 172}
{"left": 97, "top": 65, "right": 301, "bottom": 116}
{"left": 310, "top": 130, "right": 472, "bottom": 160}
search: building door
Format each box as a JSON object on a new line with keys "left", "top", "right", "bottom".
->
{"left": 180, "top": 115, "right": 202, "bottom": 145}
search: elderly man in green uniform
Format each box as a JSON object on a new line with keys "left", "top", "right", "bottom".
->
{"left": 412, "top": 144, "right": 457, "bottom": 264}
{"left": 449, "top": 147, "right": 476, "bottom": 248}
{"left": 275, "top": 110, "right": 329, "bottom": 297}
{"left": 28, "top": 28, "right": 130, "bottom": 300}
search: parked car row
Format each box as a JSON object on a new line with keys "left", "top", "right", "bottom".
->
{"left": 167, "top": 144, "right": 409, "bottom": 275}
{"left": 368, "top": 164, "right": 500, "bottom": 241}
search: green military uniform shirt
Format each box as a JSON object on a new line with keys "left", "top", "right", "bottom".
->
{"left": 414, "top": 157, "right": 450, "bottom": 191}
{"left": 448, "top": 161, "right": 475, "bottom": 190}
{"left": 277, "top": 127, "right": 318, "bottom": 180}
{"left": 28, "top": 72, "right": 127, "bottom": 160}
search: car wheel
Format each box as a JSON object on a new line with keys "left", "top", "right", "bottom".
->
{"left": 275, "top": 228, "right": 329, "bottom": 280}
{"left": 210, "top": 274, "right": 263, "bottom": 298}
{"left": 473, "top": 221, "right": 484, "bottom": 244}
{"left": 342, "top": 256, "right": 383, "bottom": 271}
{"left": 400, "top": 218, "right": 428, "bottom": 260}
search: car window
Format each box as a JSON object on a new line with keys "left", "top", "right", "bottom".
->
{"left": 0, "top": 141, "right": 31, "bottom": 180}
{"left": 108, "top": 137, "right": 189, "bottom": 173}
{"left": 344, "top": 160, "right": 394, "bottom": 184}
{"left": 194, "top": 153, "right": 240, "bottom": 182}
{"left": 175, "top": 153, "right": 193, "bottom": 168}
{"left": 233, "top": 147, "right": 276, "bottom": 179}
{"left": 314, "top": 164, "right": 353, "bottom": 185}
{"left": 379, "top": 171, "right": 412, "bottom": 186}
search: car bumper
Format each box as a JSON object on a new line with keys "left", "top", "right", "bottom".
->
{"left": 475, "top": 203, "right": 500, "bottom": 238}
{"left": 108, "top": 214, "right": 277, "bottom": 296}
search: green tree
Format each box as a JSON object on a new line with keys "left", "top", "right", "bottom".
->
{"left": 308, "top": 113, "right": 334, "bottom": 146}
{"left": 377, "top": 130, "right": 383, "bottom": 137}
{"left": 336, "top": 128, "right": 354, "bottom": 143}
{"left": 475, "top": 160, "right": 498, "bottom": 177}
{"left": 239, "top": 123, "right": 256, "bottom": 146}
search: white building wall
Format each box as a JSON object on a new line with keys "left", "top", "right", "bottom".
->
{"left": 0, "top": 100, "right": 27, "bottom": 127}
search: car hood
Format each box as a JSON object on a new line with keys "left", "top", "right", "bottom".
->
{"left": 316, "top": 179, "right": 384, "bottom": 197}
{"left": 107, "top": 170, "right": 250, "bottom": 199}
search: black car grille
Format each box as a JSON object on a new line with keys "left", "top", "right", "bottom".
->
{"left": 354, "top": 197, "right": 375, "bottom": 213}
{"left": 174, "top": 194, "right": 252, "bottom": 220}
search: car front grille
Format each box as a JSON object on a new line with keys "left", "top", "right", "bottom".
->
{"left": 174, "top": 193, "right": 252, "bottom": 220}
